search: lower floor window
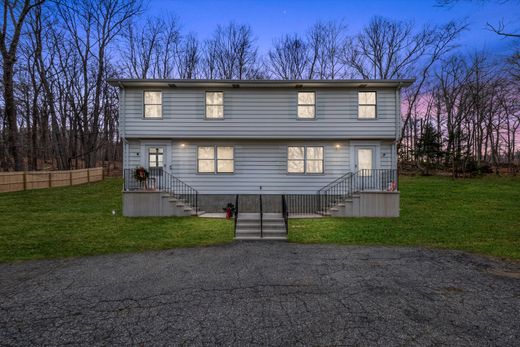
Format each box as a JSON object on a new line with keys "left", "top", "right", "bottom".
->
{"left": 288, "top": 146, "right": 324, "bottom": 174}
{"left": 198, "top": 146, "right": 234, "bottom": 173}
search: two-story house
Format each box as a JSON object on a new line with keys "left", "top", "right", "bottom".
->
{"left": 109, "top": 79, "right": 413, "bottom": 238}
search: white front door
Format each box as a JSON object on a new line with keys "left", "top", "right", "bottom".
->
{"left": 354, "top": 146, "right": 377, "bottom": 190}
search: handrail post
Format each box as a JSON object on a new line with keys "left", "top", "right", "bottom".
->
{"left": 234, "top": 194, "right": 238, "bottom": 238}
{"left": 259, "top": 194, "right": 263, "bottom": 239}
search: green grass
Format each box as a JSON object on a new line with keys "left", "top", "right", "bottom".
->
{"left": 0, "top": 178, "right": 233, "bottom": 262}
{"left": 1, "top": 176, "right": 519, "bottom": 262}
{"left": 290, "top": 175, "right": 520, "bottom": 260}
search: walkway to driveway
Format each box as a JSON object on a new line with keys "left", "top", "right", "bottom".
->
{"left": 1, "top": 242, "right": 518, "bottom": 346}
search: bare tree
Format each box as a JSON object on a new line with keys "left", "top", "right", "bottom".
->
{"left": 307, "top": 21, "right": 347, "bottom": 79}
{"left": 268, "top": 34, "right": 308, "bottom": 79}
{"left": 0, "top": 0, "right": 44, "bottom": 170}
{"left": 57, "top": 0, "right": 142, "bottom": 167}
{"left": 202, "top": 22, "right": 260, "bottom": 79}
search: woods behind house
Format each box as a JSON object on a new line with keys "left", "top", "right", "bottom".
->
{"left": 1, "top": 0, "right": 519, "bottom": 176}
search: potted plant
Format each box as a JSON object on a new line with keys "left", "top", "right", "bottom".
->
{"left": 223, "top": 202, "right": 235, "bottom": 219}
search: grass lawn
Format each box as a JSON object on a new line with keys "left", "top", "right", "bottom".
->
{"left": 0, "top": 178, "right": 234, "bottom": 262}
{"left": 290, "top": 175, "right": 520, "bottom": 260}
{"left": 1, "top": 175, "right": 519, "bottom": 262}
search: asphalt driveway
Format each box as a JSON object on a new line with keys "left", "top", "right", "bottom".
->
{"left": 1, "top": 242, "right": 519, "bottom": 346}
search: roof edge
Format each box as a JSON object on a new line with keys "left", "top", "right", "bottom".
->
{"left": 107, "top": 78, "right": 415, "bottom": 88}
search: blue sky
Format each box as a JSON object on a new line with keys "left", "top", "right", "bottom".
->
{"left": 146, "top": 0, "right": 519, "bottom": 57}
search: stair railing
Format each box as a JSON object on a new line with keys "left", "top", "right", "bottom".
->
{"left": 259, "top": 194, "right": 263, "bottom": 238}
{"left": 282, "top": 195, "right": 289, "bottom": 235}
{"left": 234, "top": 194, "right": 239, "bottom": 238}
{"left": 317, "top": 171, "right": 355, "bottom": 215}
{"left": 316, "top": 169, "right": 398, "bottom": 215}
{"left": 123, "top": 168, "right": 199, "bottom": 213}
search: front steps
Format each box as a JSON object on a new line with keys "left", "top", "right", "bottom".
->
{"left": 235, "top": 213, "right": 287, "bottom": 240}
{"left": 161, "top": 194, "right": 204, "bottom": 216}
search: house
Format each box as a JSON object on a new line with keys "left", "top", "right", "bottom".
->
{"left": 108, "top": 79, "right": 414, "bottom": 239}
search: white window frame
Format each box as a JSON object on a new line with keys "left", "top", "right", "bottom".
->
{"left": 148, "top": 147, "right": 164, "bottom": 168}
{"left": 297, "top": 91, "right": 316, "bottom": 119}
{"left": 287, "top": 145, "right": 324, "bottom": 174}
{"left": 358, "top": 91, "right": 377, "bottom": 119}
{"left": 205, "top": 91, "right": 224, "bottom": 119}
{"left": 197, "top": 145, "right": 234, "bottom": 174}
{"left": 143, "top": 90, "right": 163, "bottom": 119}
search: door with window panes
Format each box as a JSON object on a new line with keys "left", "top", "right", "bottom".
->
{"left": 147, "top": 146, "right": 165, "bottom": 189}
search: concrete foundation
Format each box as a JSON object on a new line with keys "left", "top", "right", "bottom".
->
{"left": 123, "top": 191, "right": 399, "bottom": 217}
{"left": 123, "top": 191, "right": 193, "bottom": 217}
{"left": 198, "top": 194, "right": 283, "bottom": 213}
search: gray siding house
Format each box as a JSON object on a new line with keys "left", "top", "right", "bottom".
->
{"left": 109, "top": 79, "right": 413, "bottom": 237}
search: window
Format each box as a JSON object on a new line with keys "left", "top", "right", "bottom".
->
{"left": 288, "top": 146, "right": 324, "bottom": 174}
{"left": 297, "top": 92, "right": 315, "bottom": 119}
{"left": 144, "top": 91, "right": 162, "bottom": 118}
{"left": 358, "top": 91, "right": 376, "bottom": 119}
{"left": 198, "top": 146, "right": 234, "bottom": 173}
{"left": 205, "top": 92, "right": 224, "bottom": 119}
{"left": 148, "top": 147, "right": 164, "bottom": 168}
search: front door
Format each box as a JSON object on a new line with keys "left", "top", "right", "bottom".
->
{"left": 147, "top": 146, "right": 165, "bottom": 190}
{"left": 354, "top": 146, "right": 376, "bottom": 190}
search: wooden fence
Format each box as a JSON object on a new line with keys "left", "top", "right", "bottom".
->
{"left": 0, "top": 167, "right": 104, "bottom": 193}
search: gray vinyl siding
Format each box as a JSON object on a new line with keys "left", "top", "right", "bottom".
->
{"left": 380, "top": 142, "right": 393, "bottom": 169}
{"left": 122, "top": 88, "right": 398, "bottom": 139}
{"left": 127, "top": 140, "right": 141, "bottom": 168}
{"left": 171, "top": 140, "right": 348, "bottom": 194}
{"left": 123, "top": 139, "right": 398, "bottom": 194}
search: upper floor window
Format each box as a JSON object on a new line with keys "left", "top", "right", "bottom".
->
{"left": 297, "top": 92, "right": 315, "bottom": 119}
{"left": 205, "top": 92, "right": 224, "bottom": 119}
{"left": 287, "top": 146, "right": 324, "bottom": 174}
{"left": 144, "top": 91, "right": 162, "bottom": 118}
{"left": 198, "top": 146, "right": 234, "bottom": 173}
{"left": 358, "top": 91, "right": 376, "bottom": 119}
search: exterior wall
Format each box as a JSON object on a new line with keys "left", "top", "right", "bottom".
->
{"left": 121, "top": 87, "right": 398, "bottom": 139}
{"left": 124, "top": 139, "right": 396, "bottom": 194}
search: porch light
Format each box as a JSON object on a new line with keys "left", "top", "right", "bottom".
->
{"left": 335, "top": 144, "right": 341, "bottom": 149}
{"left": 180, "top": 143, "right": 186, "bottom": 147}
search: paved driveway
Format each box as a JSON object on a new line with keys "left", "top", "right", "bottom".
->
{"left": 1, "top": 242, "right": 519, "bottom": 346}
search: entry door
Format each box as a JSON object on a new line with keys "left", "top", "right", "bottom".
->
{"left": 146, "top": 146, "right": 166, "bottom": 190}
{"left": 354, "top": 146, "right": 376, "bottom": 190}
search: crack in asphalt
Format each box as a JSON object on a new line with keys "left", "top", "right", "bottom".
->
{"left": 0, "top": 242, "right": 518, "bottom": 346}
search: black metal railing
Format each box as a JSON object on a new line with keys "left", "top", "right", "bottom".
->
{"left": 123, "top": 168, "right": 199, "bottom": 212}
{"left": 316, "top": 169, "right": 398, "bottom": 215}
{"left": 259, "top": 194, "right": 263, "bottom": 238}
{"left": 282, "top": 195, "right": 289, "bottom": 234}
{"left": 234, "top": 194, "right": 239, "bottom": 238}
{"left": 285, "top": 194, "right": 321, "bottom": 216}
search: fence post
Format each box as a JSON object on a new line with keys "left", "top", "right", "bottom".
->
{"left": 23, "top": 172, "right": 27, "bottom": 190}
{"left": 48, "top": 172, "right": 52, "bottom": 188}
{"left": 69, "top": 171, "right": 73, "bottom": 186}
{"left": 87, "top": 169, "right": 90, "bottom": 183}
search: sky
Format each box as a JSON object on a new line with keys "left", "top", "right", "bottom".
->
{"left": 146, "top": 0, "right": 519, "bottom": 57}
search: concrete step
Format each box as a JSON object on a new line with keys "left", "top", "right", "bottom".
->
{"left": 235, "top": 235, "right": 287, "bottom": 241}
{"left": 236, "top": 229, "right": 287, "bottom": 235}
{"left": 236, "top": 221, "right": 286, "bottom": 227}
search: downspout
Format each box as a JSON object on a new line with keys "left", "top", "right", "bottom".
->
{"left": 118, "top": 83, "right": 128, "bottom": 172}
{"left": 394, "top": 82, "right": 402, "bottom": 189}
